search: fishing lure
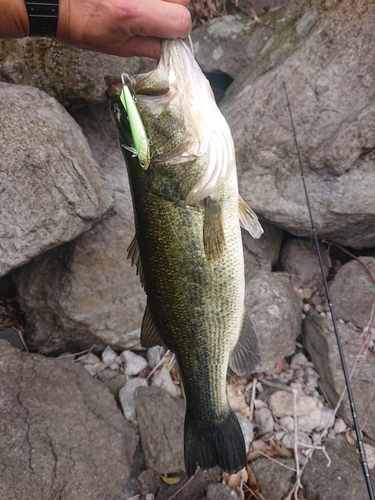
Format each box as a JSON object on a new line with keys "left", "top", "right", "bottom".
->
{"left": 120, "top": 73, "right": 150, "bottom": 170}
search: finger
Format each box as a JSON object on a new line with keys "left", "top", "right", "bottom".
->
{"left": 162, "top": 0, "right": 190, "bottom": 8}
{"left": 130, "top": 0, "right": 192, "bottom": 39}
{"left": 119, "top": 36, "right": 162, "bottom": 59}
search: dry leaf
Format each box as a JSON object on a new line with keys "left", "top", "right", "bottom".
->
{"left": 345, "top": 429, "right": 356, "bottom": 446}
{"left": 222, "top": 468, "right": 247, "bottom": 488}
{"left": 160, "top": 475, "right": 183, "bottom": 485}
{"left": 275, "top": 358, "right": 286, "bottom": 375}
{"left": 273, "top": 440, "right": 293, "bottom": 458}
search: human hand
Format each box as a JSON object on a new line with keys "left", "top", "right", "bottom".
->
{"left": 57, "top": 0, "right": 192, "bottom": 59}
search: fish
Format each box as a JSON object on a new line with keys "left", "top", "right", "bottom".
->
{"left": 105, "top": 38, "right": 263, "bottom": 477}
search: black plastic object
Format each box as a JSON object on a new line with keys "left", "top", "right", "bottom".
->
{"left": 24, "top": 0, "right": 58, "bottom": 37}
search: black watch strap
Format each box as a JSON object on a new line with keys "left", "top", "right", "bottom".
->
{"left": 24, "top": 0, "right": 59, "bottom": 37}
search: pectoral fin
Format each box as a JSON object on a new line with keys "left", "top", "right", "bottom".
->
{"left": 127, "top": 234, "right": 145, "bottom": 289}
{"left": 229, "top": 313, "right": 260, "bottom": 376}
{"left": 203, "top": 196, "right": 226, "bottom": 261}
{"left": 238, "top": 195, "right": 264, "bottom": 239}
{"left": 141, "top": 305, "right": 165, "bottom": 348}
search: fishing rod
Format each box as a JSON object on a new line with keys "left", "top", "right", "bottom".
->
{"left": 283, "top": 81, "right": 375, "bottom": 500}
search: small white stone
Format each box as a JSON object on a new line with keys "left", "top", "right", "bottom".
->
{"left": 315, "top": 406, "right": 335, "bottom": 431}
{"left": 101, "top": 345, "right": 117, "bottom": 365}
{"left": 363, "top": 444, "right": 375, "bottom": 469}
{"left": 108, "top": 362, "right": 120, "bottom": 371}
{"left": 298, "top": 408, "right": 322, "bottom": 432}
{"left": 279, "top": 416, "right": 295, "bottom": 432}
{"left": 254, "top": 407, "right": 274, "bottom": 434}
{"left": 146, "top": 346, "right": 166, "bottom": 368}
{"left": 145, "top": 494, "right": 155, "bottom": 500}
{"left": 121, "top": 350, "right": 148, "bottom": 376}
{"left": 152, "top": 367, "right": 180, "bottom": 397}
{"left": 236, "top": 413, "right": 254, "bottom": 451}
{"left": 334, "top": 417, "right": 347, "bottom": 434}
{"left": 83, "top": 364, "right": 96, "bottom": 377}
{"left": 291, "top": 353, "right": 308, "bottom": 366}
{"left": 80, "top": 353, "right": 101, "bottom": 365}
{"left": 119, "top": 378, "right": 148, "bottom": 421}
{"left": 282, "top": 431, "right": 312, "bottom": 450}
{"left": 115, "top": 355, "right": 123, "bottom": 366}
{"left": 269, "top": 390, "right": 319, "bottom": 418}
{"left": 303, "top": 303, "right": 310, "bottom": 313}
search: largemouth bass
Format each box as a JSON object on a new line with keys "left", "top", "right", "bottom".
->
{"left": 106, "top": 39, "right": 263, "bottom": 477}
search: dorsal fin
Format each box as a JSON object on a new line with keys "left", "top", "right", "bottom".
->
{"left": 203, "top": 196, "right": 226, "bottom": 261}
{"left": 229, "top": 313, "right": 260, "bottom": 376}
{"left": 238, "top": 195, "right": 264, "bottom": 239}
{"left": 127, "top": 234, "right": 145, "bottom": 289}
{"left": 141, "top": 305, "right": 165, "bottom": 348}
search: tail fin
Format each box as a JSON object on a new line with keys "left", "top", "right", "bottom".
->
{"left": 184, "top": 406, "right": 246, "bottom": 477}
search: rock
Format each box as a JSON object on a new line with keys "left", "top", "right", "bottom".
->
{"left": 297, "top": 408, "right": 322, "bottom": 433}
{"left": 301, "top": 435, "right": 374, "bottom": 499}
{"left": 102, "top": 345, "right": 117, "bottom": 365}
{"left": 138, "top": 469, "right": 162, "bottom": 497}
{"left": 221, "top": 0, "right": 375, "bottom": 248}
{"left": 192, "top": 2, "right": 300, "bottom": 79}
{"left": 280, "top": 238, "right": 330, "bottom": 288}
{"left": 192, "top": 15, "right": 274, "bottom": 78}
{"left": 281, "top": 431, "right": 312, "bottom": 450}
{"left": 146, "top": 346, "right": 166, "bottom": 369}
{"left": 334, "top": 417, "right": 347, "bottom": 434}
{"left": 303, "top": 309, "right": 375, "bottom": 440}
{"left": 245, "top": 272, "right": 302, "bottom": 372}
{"left": 251, "top": 456, "right": 296, "bottom": 500}
{"left": 330, "top": 257, "right": 375, "bottom": 329}
{"left": 0, "top": 38, "right": 155, "bottom": 107}
{"left": 151, "top": 367, "right": 180, "bottom": 398}
{"left": 122, "top": 350, "right": 148, "bottom": 376}
{"left": 155, "top": 468, "right": 221, "bottom": 500}
{"left": 13, "top": 103, "right": 146, "bottom": 354}
{"left": 242, "top": 222, "right": 284, "bottom": 282}
{"left": 119, "top": 377, "right": 149, "bottom": 421}
{"left": 236, "top": 412, "right": 255, "bottom": 452}
{"left": 291, "top": 353, "right": 308, "bottom": 366}
{"left": 0, "top": 340, "right": 136, "bottom": 500}
{"left": 0, "top": 83, "right": 113, "bottom": 278}
{"left": 254, "top": 407, "right": 274, "bottom": 434}
{"left": 269, "top": 390, "right": 320, "bottom": 418}
{"left": 364, "top": 443, "right": 375, "bottom": 470}
{"left": 135, "top": 385, "right": 186, "bottom": 475}
{"left": 102, "top": 372, "right": 128, "bottom": 396}
{"left": 0, "top": 328, "right": 24, "bottom": 350}
{"left": 279, "top": 416, "right": 295, "bottom": 432}
{"left": 206, "top": 483, "right": 241, "bottom": 499}
{"left": 314, "top": 406, "right": 335, "bottom": 432}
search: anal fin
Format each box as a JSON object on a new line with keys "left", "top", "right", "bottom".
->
{"left": 238, "top": 195, "right": 264, "bottom": 239}
{"left": 203, "top": 196, "right": 226, "bottom": 261}
{"left": 141, "top": 305, "right": 165, "bottom": 348}
{"left": 229, "top": 313, "right": 260, "bottom": 376}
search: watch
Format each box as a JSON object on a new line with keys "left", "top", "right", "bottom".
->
{"left": 24, "top": 0, "right": 59, "bottom": 37}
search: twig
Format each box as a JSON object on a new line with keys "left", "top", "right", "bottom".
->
{"left": 249, "top": 377, "right": 257, "bottom": 421}
{"left": 261, "top": 379, "right": 294, "bottom": 393}
{"left": 292, "top": 389, "right": 301, "bottom": 500}
{"left": 11, "top": 325, "right": 29, "bottom": 353}
{"left": 147, "top": 349, "right": 170, "bottom": 380}
{"left": 258, "top": 451, "right": 297, "bottom": 472}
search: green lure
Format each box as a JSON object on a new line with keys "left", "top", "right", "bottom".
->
{"left": 120, "top": 74, "right": 150, "bottom": 170}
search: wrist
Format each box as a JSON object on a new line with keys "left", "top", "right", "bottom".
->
{"left": 0, "top": 0, "right": 29, "bottom": 38}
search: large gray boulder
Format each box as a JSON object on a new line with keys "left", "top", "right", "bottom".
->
{"left": 330, "top": 257, "right": 375, "bottom": 330}
{"left": 245, "top": 271, "right": 302, "bottom": 372}
{"left": 135, "top": 385, "right": 186, "bottom": 475}
{"left": 221, "top": 0, "right": 375, "bottom": 248}
{"left": 0, "top": 83, "right": 113, "bottom": 278}
{"left": 0, "top": 38, "right": 155, "bottom": 107}
{"left": 14, "top": 103, "right": 146, "bottom": 354}
{"left": 0, "top": 340, "right": 137, "bottom": 500}
{"left": 303, "top": 309, "right": 375, "bottom": 441}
